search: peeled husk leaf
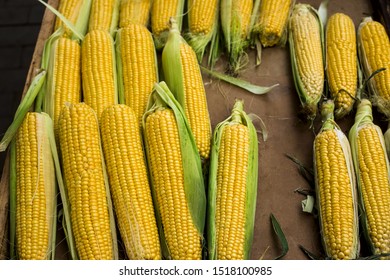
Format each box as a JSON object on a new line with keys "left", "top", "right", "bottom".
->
{"left": 0, "top": 70, "right": 46, "bottom": 152}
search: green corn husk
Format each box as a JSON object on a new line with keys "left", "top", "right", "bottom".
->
{"left": 288, "top": 3, "right": 325, "bottom": 125}
{"left": 349, "top": 99, "right": 390, "bottom": 259}
{"left": 142, "top": 82, "right": 206, "bottom": 260}
{"left": 151, "top": 0, "right": 185, "bottom": 50}
{"left": 40, "top": 0, "right": 92, "bottom": 40}
{"left": 220, "top": 0, "right": 254, "bottom": 74}
{"left": 0, "top": 70, "right": 46, "bottom": 152}
{"left": 185, "top": 0, "right": 220, "bottom": 67}
{"left": 313, "top": 100, "right": 359, "bottom": 260}
{"left": 207, "top": 99, "right": 258, "bottom": 260}
{"left": 162, "top": 18, "right": 212, "bottom": 161}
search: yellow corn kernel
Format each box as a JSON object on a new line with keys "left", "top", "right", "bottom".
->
{"left": 151, "top": 0, "right": 184, "bottom": 48}
{"left": 144, "top": 108, "right": 203, "bottom": 260}
{"left": 290, "top": 4, "right": 324, "bottom": 101}
{"left": 186, "top": 0, "right": 219, "bottom": 63}
{"left": 231, "top": 0, "right": 253, "bottom": 39}
{"left": 359, "top": 18, "right": 390, "bottom": 117}
{"left": 188, "top": 0, "right": 218, "bottom": 36}
{"left": 58, "top": 103, "right": 114, "bottom": 260}
{"left": 326, "top": 13, "right": 357, "bottom": 119}
{"left": 49, "top": 37, "right": 81, "bottom": 136}
{"left": 315, "top": 130, "right": 357, "bottom": 259}
{"left": 215, "top": 123, "right": 249, "bottom": 260}
{"left": 82, "top": 30, "right": 117, "bottom": 121}
{"left": 117, "top": 23, "right": 158, "bottom": 124}
{"left": 179, "top": 43, "right": 211, "bottom": 159}
{"left": 15, "top": 113, "right": 55, "bottom": 260}
{"left": 357, "top": 126, "right": 390, "bottom": 257}
{"left": 162, "top": 20, "right": 211, "bottom": 160}
{"left": 314, "top": 101, "right": 359, "bottom": 260}
{"left": 255, "top": 0, "right": 293, "bottom": 47}
{"left": 88, "top": 0, "right": 118, "bottom": 33}
{"left": 119, "top": 0, "right": 152, "bottom": 27}
{"left": 54, "top": 0, "right": 83, "bottom": 32}
{"left": 100, "top": 105, "right": 161, "bottom": 260}
{"left": 349, "top": 99, "right": 390, "bottom": 259}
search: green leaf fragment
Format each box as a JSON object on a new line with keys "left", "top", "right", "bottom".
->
{"left": 270, "top": 213, "right": 289, "bottom": 260}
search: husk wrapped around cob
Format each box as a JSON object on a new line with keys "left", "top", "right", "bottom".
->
{"left": 288, "top": 3, "right": 325, "bottom": 125}
{"left": 325, "top": 13, "right": 358, "bottom": 119}
{"left": 313, "top": 100, "right": 359, "bottom": 260}
{"left": 349, "top": 99, "right": 390, "bottom": 259}
{"left": 358, "top": 17, "right": 390, "bottom": 118}
{"left": 142, "top": 82, "right": 206, "bottom": 260}
{"left": 12, "top": 113, "right": 57, "bottom": 260}
{"left": 207, "top": 99, "right": 258, "bottom": 260}
{"left": 162, "top": 18, "right": 212, "bottom": 161}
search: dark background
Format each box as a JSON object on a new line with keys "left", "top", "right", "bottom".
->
{"left": 0, "top": 0, "right": 45, "bottom": 172}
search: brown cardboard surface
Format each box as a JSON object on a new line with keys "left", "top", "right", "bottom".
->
{"left": 0, "top": 0, "right": 378, "bottom": 260}
{"left": 204, "top": 0, "right": 373, "bottom": 260}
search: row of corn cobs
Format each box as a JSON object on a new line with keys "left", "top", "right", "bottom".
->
{"left": 3, "top": 0, "right": 263, "bottom": 260}
{"left": 285, "top": 2, "right": 390, "bottom": 260}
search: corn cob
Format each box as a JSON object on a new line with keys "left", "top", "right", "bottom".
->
{"left": 326, "top": 13, "right": 357, "bottom": 119}
{"left": 88, "top": 0, "right": 119, "bottom": 35}
{"left": 288, "top": 3, "right": 325, "bottom": 124}
{"left": 100, "top": 104, "right": 161, "bottom": 260}
{"left": 313, "top": 100, "right": 359, "bottom": 260}
{"left": 186, "top": 0, "right": 219, "bottom": 63}
{"left": 207, "top": 100, "right": 258, "bottom": 260}
{"left": 116, "top": 23, "right": 158, "bottom": 124}
{"left": 54, "top": 0, "right": 83, "bottom": 32}
{"left": 58, "top": 102, "right": 117, "bottom": 260}
{"left": 220, "top": 0, "right": 254, "bottom": 73}
{"left": 162, "top": 19, "right": 211, "bottom": 160}
{"left": 358, "top": 17, "right": 390, "bottom": 117}
{"left": 53, "top": 0, "right": 92, "bottom": 38}
{"left": 119, "top": 0, "right": 152, "bottom": 28}
{"left": 142, "top": 82, "right": 206, "bottom": 260}
{"left": 44, "top": 37, "right": 81, "bottom": 136}
{"left": 151, "top": 0, "right": 185, "bottom": 49}
{"left": 349, "top": 99, "right": 390, "bottom": 259}
{"left": 15, "top": 113, "right": 56, "bottom": 260}
{"left": 254, "top": 0, "right": 293, "bottom": 47}
{"left": 81, "top": 30, "right": 118, "bottom": 121}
